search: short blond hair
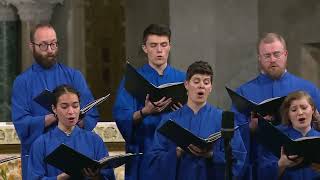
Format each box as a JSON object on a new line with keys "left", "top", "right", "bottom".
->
{"left": 257, "top": 33, "right": 287, "bottom": 54}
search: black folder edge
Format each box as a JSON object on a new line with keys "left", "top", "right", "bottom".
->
{"left": 45, "top": 144, "right": 142, "bottom": 176}
{"left": 158, "top": 119, "right": 241, "bottom": 152}
{"left": 34, "top": 90, "right": 110, "bottom": 119}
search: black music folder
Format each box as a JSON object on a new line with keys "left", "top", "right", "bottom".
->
{"left": 226, "top": 86, "right": 285, "bottom": 117}
{"left": 34, "top": 90, "right": 110, "bottom": 118}
{"left": 158, "top": 120, "right": 239, "bottom": 153}
{"left": 257, "top": 115, "right": 320, "bottom": 165}
{"left": 124, "top": 62, "right": 187, "bottom": 111}
{"left": 45, "top": 144, "right": 142, "bottom": 177}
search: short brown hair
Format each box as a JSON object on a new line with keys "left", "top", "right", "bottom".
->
{"left": 257, "top": 33, "right": 287, "bottom": 54}
{"left": 280, "top": 91, "right": 316, "bottom": 125}
{"left": 142, "top": 24, "right": 171, "bottom": 45}
{"left": 186, "top": 61, "right": 213, "bottom": 83}
{"left": 30, "top": 23, "right": 55, "bottom": 42}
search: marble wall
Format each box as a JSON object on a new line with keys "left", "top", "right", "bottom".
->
{"left": 0, "top": 4, "right": 19, "bottom": 122}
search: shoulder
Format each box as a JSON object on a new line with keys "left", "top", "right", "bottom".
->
{"left": 276, "top": 124, "right": 291, "bottom": 133}
{"left": 167, "top": 65, "right": 186, "bottom": 77}
{"left": 237, "top": 75, "right": 261, "bottom": 90}
{"left": 13, "top": 65, "right": 35, "bottom": 84}
{"left": 286, "top": 72, "right": 317, "bottom": 87}
{"left": 78, "top": 128, "right": 104, "bottom": 143}
{"left": 57, "top": 63, "right": 83, "bottom": 76}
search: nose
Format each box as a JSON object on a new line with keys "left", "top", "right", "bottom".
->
{"left": 156, "top": 45, "right": 163, "bottom": 52}
{"left": 199, "top": 81, "right": 205, "bottom": 88}
{"left": 46, "top": 45, "right": 54, "bottom": 53}
{"left": 297, "top": 108, "right": 303, "bottom": 115}
{"left": 269, "top": 55, "right": 277, "bottom": 62}
{"left": 67, "top": 107, "right": 76, "bottom": 114}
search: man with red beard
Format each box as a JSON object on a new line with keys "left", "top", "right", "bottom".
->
{"left": 232, "top": 33, "right": 320, "bottom": 180}
{"left": 11, "top": 23, "right": 99, "bottom": 180}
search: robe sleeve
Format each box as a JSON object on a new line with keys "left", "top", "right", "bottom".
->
{"left": 28, "top": 137, "right": 57, "bottom": 180}
{"left": 92, "top": 134, "right": 116, "bottom": 180}
{"left": 256, "top": 146, "right": 279, "bottom": 180}
{"left": 72, "top": 70, "right": 99, "bottom": 130}
{"left": 230, "top": 129, "right": 247, "bottom": 176}
{"left": 112, "top": 79, "right": 137, "bottom": 143}
{"left": 140, "top": 119, "right": 177, "bottom": 180}
{"left": 208, "top": 128, "right": 246, "bottom": 177}
{"left": 308, "top": 86, "right": 320, "bottom": 112}
{"left": 11, "top": 77, "right": 45, "bottom": 146}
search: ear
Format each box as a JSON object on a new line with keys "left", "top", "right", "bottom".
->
{"left": 142, "top": 44, "right": 148, "bottom": 54}
{"left": 52, "top": 105, "right": 57, "bottom": 115}
{"left": 184, "top": 80, "right": 189, "bottom": 91}
{"left": 209, "top": 82, "right": 213, "bottom": 93}
{"left": 29, "top": 42, "right": 34, "bottom": 52}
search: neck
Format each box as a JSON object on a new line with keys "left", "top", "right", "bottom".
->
{"left": 294, "top": 126, "right": 311, "bottom": 137}
{"left": 187, "top": 101, "right": 206, "bottom": 114}
{"left": 148, "top": 62, "right": 167, "bottom": 75}
{"left": 58, "top": 123, "right": 75, "bottom": 135}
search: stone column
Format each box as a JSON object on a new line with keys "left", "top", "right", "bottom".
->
{"left": 0, "top": 2, "right": 18, "bottom": 122}
{"left": 169, "top": 0, "right": 259, "bottom": 108}
{"left": 5, "top": 0, "right": 64, "bottom": 71}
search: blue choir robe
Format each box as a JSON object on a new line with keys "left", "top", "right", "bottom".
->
{"left": 28, "top": 126, "right": 115, "bottom": 180}
{"left": 112, "top": 64, "right": 185, "bottom": 180}
{"left": 141, "top": 104, "right": 247, "bottom": 180}
{"left": 257, "top": 126, "right": 320, "bottom": 180}
{"left": 232, "top": 72, "right": 320, "bottom": 179}
{"left": 11, "top": 62, "right": 99, "bottom": 179}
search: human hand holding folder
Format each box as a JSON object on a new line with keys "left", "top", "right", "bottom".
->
{"left": 124, "top": 62, "right": 187, "bottom": 112}
{"left": 158, "top": 119, "right": 239, "bottom": 155}
{"left": 257, "top": 114, "right": 320, "bottom": 166}
{"left": 45, "top": 144, "right": 142, "bottom": 178}
{"left": 34, "top": 90, "right": 110, "bottom": 124}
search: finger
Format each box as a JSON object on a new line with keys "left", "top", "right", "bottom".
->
{"left": 82, "top": 168, "right": 90, "bottom": 176}
{"left": 177, "top": 102, "right": 183, "bottom": 108}
{"left": 156, "top": 98, "right": 172, "bottom": 107}
{"left": 189, "top": 144, "right": 202, "bottom": 153}
{"left": 172, "top": 104, "right": 179, "bottom": 110}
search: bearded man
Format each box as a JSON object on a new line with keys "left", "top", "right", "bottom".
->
{"left": 232, "top": 32, "right": 320, "bottom": 180}
{"left": 11, "top": 23, "right": 99, "bottom": 179}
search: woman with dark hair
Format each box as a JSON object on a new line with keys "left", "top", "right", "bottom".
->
{"left": 28, "top": 85, "right": 115, "bottom": 180}
{"left": 257, "top": 91, "right": 320, "bottom": 179}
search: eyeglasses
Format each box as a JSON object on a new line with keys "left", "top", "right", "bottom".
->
{"left": 260, "top": 51, "right": 285, "bottom": 61}
{"left": 32, "top": 42, "right": 58, "bottom": 51}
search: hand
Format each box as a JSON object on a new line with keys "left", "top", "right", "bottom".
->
{"left": 188, "top": 144, "right": 213, "bottom": 158}
{"left": 142, "top": 94, "right": 172, "bottom": 115}
{"left": 311, "top": 163, "right": 320, "bottom": 172}
{"left": 44, "top": 114, "right": 57, "bottom": 127}
{"left": 77, "top": 120, "right": 84, "bottom": 128}
{"left": 57, "top": 173, "right": 70, "bottom": 180}
{"left": 176, "top": 147, "right": 185, "bottom": 158}
{"left": 312, "top": 110, "right": 320, "bottom": 131}
{"left": 82, "top": 167, "right": 100, "bottom": 180}
{"left": 249, "top": 113, "right": 273, "bottom": 132}
{"left": 249, "top": 112, "right": 259, "bottom": 132}
{"left": 171, "top": 102, "right": 183, "bottom": 111}
{"left": 278, "top": 147, "right": 304, "bottom": 170}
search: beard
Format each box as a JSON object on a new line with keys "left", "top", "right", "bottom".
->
{"left": 265, "top": 66, "right": 285, "bottom": 80}
{"left": 33, "top": 48, "right": 58, "bottom": 69}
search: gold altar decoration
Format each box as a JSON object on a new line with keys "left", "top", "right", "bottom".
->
{"left": 0, "top": 122, "right": 125, "bottom": 180}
